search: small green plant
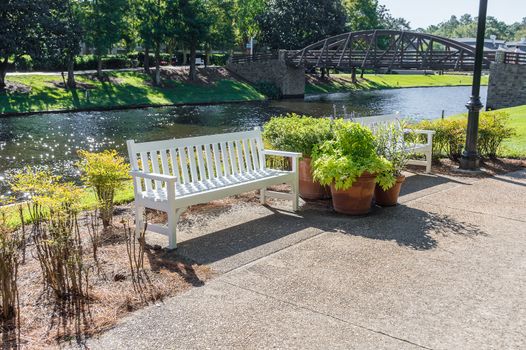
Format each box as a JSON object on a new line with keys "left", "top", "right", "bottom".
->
{"left": 263, "top": 114, "right": 333, "bottom": 157}
{"left": 375, "top": 121, "right": 412, "bottom": 190}
{"left": 77, "top": 150, "right": 130, "bottom": 229}
{"left": 312, "top": 120, "right": 395, "bottom": 190}
{"left": 478, "top": 111, "right": 515, "bottom": 157}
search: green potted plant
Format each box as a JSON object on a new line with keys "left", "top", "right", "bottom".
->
{"left": 374, "top": 121, "right": 411, "bottom": 206}
{"left": 263, "top": 113, "right": 333, "bottom": 200}
{"left": 312, "top": 120, "right": 395, "bottom": 215}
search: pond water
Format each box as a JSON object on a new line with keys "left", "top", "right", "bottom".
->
{"left": 0, "top": 85, "right": 487, "bottom": 196}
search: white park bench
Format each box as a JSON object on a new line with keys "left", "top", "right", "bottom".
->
{"left": 350, "top": 113, "right": 435, "bottom": 173}
{"left": 127, "top": 128, "right": 300, "bottom": 249}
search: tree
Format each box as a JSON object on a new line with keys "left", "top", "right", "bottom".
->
{"left": 83, "top": 0, "right": 129, "bottom": 78}
{"left": 177, "top": 0, "right": 212, "bottom": 81}
{"left": 206, "top": 0, "right": 236, "bottom": 62}
{"left": 50, "top": 0, "right": 84, "bottom": 88}
{"left": 344, "top": 0, "right": 380, "bottom": 31}
{"left": 257, "top": 0, "right": 347, "bottom": 50}
{"left": 233, "top": 0, "right": 267, "bottom": 51}
{"left": 0, "top": 1, "right": 55, "bottom": 90}
{"left": 136, "top": 0, "right": 177, "bottom": 79}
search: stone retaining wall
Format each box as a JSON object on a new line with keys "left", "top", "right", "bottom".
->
{"left": 487, "top": 61, "right": 526, "bottom": 110}
{"left": 226, "top": 58, "right": 305, "bottom": 98}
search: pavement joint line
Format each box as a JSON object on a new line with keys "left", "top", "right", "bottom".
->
{"left": 219, "top": 279, "right": 434, "bottom": 350}
{"left": 218, "top": 229, "right": 328, "bottom": 275}
{"left": 418, "top": 200, "right": 526, "bottom": 223}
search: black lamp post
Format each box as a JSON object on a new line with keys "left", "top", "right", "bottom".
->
{"left": 460, "top": 0, "right": 488, "bottom": 170}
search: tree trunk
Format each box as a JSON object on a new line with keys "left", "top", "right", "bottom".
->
{"left": 0, "top": 63, "right": 7, "bottom": 91}
{"left": 154, "top": 44, "right": 161, "bottom": 86}
{"left": 189, "top": 42, "right": 197, "bottom": 81}
{"left": 360, "top": 69, "right": 364, "bottom": 79}
{"left": 67, "top": 55, "right": 76, "bottom": 89}
{"left": 205, "top": 45, "right": 210, "bottom": 67}
{"left": 97, "top": 56, "right": 103, "bottom": 79}
{"left": 182, "top": 46, "right": 187, "bottom": 65}
{"left": 144, "top": 46, "right": 150, "bottom": 73}
{"left": 351, "top": 67, "right": 357, "bottom": 83}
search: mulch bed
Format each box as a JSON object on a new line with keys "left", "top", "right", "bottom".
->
{"left": 5, "top": 208, "right": 213, "bottom": 349}
{"left": 48, "top": 80, "right": 97, "bottom": 90}
{"left": 160, "top": 66, "right": 235, "bottom": 86}
{"left": 407, "top": 157, "right": 525, "bottom": 177}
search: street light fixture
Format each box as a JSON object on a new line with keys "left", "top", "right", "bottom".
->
{"left": 459, "top": 0, "right": 489, "bottom": 171}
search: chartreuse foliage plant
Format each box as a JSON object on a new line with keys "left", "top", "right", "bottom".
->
{"left": 77, "top": 150, "right": 130, "bottom": 229}
{"left": 312, "top": 120, "right": 395, "bottom": 191}
{"left": 262, "top": 113, "right": 333, "bottom": 157}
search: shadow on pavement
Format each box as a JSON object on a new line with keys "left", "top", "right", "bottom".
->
{"left": 176, "top": 202, "right": 487, "bottom": 265}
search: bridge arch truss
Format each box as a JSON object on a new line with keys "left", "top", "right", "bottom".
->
{"left": 286, "top": 30, "right": 494, "bottom": 71}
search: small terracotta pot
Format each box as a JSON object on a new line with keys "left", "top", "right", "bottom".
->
{"left": 329, "top": 172, "right": 377, "bottom": 215}
{"left": 299, "top": 158, "right": 331, "bottom": 200}
{"left": 374, "top": 175, "right": 406, "bottom": 207}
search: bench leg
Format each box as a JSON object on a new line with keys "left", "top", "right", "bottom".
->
{"left": 260, "top": 188, "right": 266, "bottom": 205}
{"left": 425, "top": 150, "right": 432, "bottom": 173}
{"left": 291, "top": 181, "right": 299, "bottom": 212}
{"left": 135, "top": 204, "right": 145, "bottom": 238}
{"left": 167, "top": 207, "right": 185, "bottom": 250}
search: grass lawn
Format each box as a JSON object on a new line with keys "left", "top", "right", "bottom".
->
{"left": 448, "top": 105, "right": 526, "bottom": 158}
{"left": 306, "top": 73, "right": 489, "bottom": 94}
{"left": 0, "top": 71, "right": 265, "bottom": 114}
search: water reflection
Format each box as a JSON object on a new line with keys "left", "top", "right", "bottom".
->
{"left": 0, "top": 85, "right": 487, "bottom": 194}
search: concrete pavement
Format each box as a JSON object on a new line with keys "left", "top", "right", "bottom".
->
{"left": 88, "top": 170, "right": 526, "bottom": 349}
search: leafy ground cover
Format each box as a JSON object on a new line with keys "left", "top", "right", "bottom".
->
{"left": 306, "top": 73, "right": 489, "bottom": 94}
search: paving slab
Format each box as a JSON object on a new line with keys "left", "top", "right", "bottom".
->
{"left": 88, "top": 279, "right": 422, "bottom": 350}
{"left": 89, "top": 170, "right": 526, "bottom": 349}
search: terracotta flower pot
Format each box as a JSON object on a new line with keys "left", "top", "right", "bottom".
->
{"left": 374, "top": 175, "right": 406, "bottom": 207}
{"left": 299, "top": 158, "right": 331, "bottom": 200}
{"left": 329, "top": 172, "right": 377, "bottom": 215}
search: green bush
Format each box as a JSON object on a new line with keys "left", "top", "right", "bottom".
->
{"left": 263, "top": 114, "right": 333, "bottom": 157}
{"left": 209, "top": 53, "right": 229, "bottom": 66}
{"left": 14, "top": 55, "right": 33, "bottom": 72}
{"left": 312, "top": 120, "right": 394, "bottom": 190}
{"left": 375, "top": 121, "right": 411, "bottom": 188}
{"left": 410, "top": 111, "right": 515, "bottom": 159}
{"left": 410, "top": 118, "right": 466, "bottom": 160}
{"left": 77, "top": 150, "right": 130, "bottom": 229}
{"left": 478, "top": 111, "right": 515, "bottom": 157}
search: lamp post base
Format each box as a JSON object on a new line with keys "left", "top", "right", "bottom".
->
{"left": 459, "top": 152, "right": 480, "bottom": 170}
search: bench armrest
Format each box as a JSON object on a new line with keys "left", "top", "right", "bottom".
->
{"left": 262, "top": 150, "right": 302, "bottom": 158}
{"left": 262, "top": 150, "right": 302, "bottom": 172}
{"left": 130, "top": 171, "right": 178, "bottom": 183}
{"left": 404, "top": 129, "right": 436, "bottom": 135}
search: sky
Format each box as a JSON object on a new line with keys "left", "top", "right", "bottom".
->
{"left": 379, "top": 0, "right": 526, "bottom": 29}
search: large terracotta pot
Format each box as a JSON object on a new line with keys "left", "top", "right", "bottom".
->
{"left": 329, "top": 172, "right": 377, "bottom": 215}
{"left": 374, "top": 175, "right": 406, "bottom": 207}
{"left": 299, "top": 158, "right": 331, "bottom": 200}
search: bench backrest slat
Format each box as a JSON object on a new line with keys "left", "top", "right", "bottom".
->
{"left": 127, "top": 129, "right": 265, "bottom": 193}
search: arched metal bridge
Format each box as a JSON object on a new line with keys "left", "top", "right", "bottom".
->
{"left": 283, "top": 30, "right": 496, "bottom": 71}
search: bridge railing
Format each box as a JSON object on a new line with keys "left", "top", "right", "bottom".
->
{"left": 229, "top": 52, "right": 279, "bottom": 64}
{"left": 504, "top": 52, "right": 526, "bottom": 65}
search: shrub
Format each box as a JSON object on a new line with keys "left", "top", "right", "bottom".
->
{"left": 410, "top": 118, "right": 466, "bottom": 160}
{"left": 478, "top": 111, "right": 515, "bottom": 157}
{"left": 77, "top": 150, "right": 130, "bottom": 229}
{"left": 375, "top": 121, "right": 412, "bottom": 189}
{"left": 410, "top": 112, "right": 515, "bottom": 159}
{"left": 14, "top": 55, "right": 33, "bottom": 72}
{"left": 0, "top": 212, "right": 21, "bottom": 336}
{"left": 209, "top": 53, "right": 229, "bottom": 66}
{"left": 312, "top": 120, "right": 394, "bottom": 190}
{"left": 263, "top": 114, "right": 333, "bottom": 157}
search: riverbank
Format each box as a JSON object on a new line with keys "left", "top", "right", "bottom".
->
{"left": 305, "top": 73, "right": 489, "bottom": 94}
{"left": 1, "top": 69, "right": 490, "bottom": 116}
{"left": 0, "top": 67, "right": 265, "bottom": 115}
